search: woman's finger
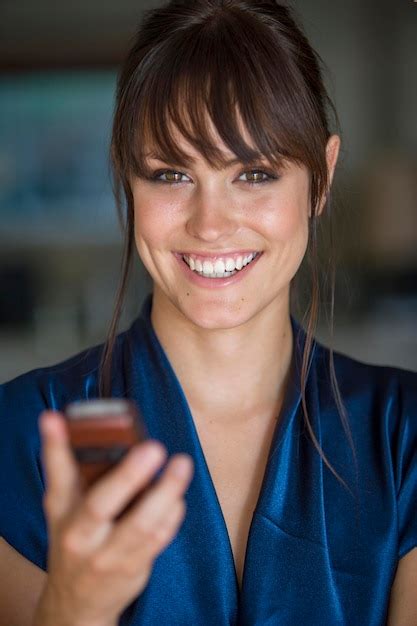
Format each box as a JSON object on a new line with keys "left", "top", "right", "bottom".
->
{"left": 96, "top": 454, "right": 193, "bottom": 564}
{"left": 39, "top": 410, "right": 81, "bottom": 523}
{"left": 95, "top": 498, "right": 187, "bottom": 575}
{"left": 62, "top": 441, "right": 168, "bottom": 551}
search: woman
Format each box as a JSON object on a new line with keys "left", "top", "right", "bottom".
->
{"left": 1, "top": 1, "right": 416, "bottom": 624}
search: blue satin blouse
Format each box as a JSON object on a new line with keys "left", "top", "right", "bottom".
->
{"left": 1, "top": 292, "right": 417, "bottom": 625}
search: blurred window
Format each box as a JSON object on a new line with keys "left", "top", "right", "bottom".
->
{"left": 0, "top": 71, "right": 119, "bottom": 244}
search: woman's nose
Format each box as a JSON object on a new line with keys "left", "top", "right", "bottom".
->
{"left": 185, "top": 186, "right": 238, "bottom": 242}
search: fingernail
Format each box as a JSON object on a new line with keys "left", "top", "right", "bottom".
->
{"left": 133, "top": 442, "right": 166, "bottom": 464}
{"left": 39, "top": 412, "right": 64, "bottom": 439}
{"left": 172, "top": 456, "right": 192, "bottom": 478}
{"left": 39, "top": 412, "right": 52, "bottom": 433}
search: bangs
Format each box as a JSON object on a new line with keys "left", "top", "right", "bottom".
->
{"left": 122, "top": 5, "right": 325, "bottom": 179}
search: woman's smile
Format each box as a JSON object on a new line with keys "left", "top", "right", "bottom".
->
{"left": 173, "top": 250, "right": 264, "bottom": 289}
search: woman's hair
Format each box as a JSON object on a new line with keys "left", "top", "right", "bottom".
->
{"left": 99, "top": 0, "right": 358, "bottom": 496}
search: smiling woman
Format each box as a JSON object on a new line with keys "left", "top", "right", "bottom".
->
{"left": 129, "top": 121, "right": 333, "bottom": 336}
{"left": 0, "top": 1, "right": 417, "bottom": 626}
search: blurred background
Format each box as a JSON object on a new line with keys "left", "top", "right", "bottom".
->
{"left": 0, "top": 0, "right": 416, "bottom": 383}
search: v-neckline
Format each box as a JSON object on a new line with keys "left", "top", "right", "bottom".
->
{"left": 133, "top": 294, "right": 307, "bottom": 597}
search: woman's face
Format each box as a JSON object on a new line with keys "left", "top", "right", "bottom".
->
{"left": 131, "top": 121, "right": 339, "bottom": 331}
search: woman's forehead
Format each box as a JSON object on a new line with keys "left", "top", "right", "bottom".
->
{"left": 135, "top": 96, "right": 294, "bottom": 174}
{"left": 141, "top": 114, "right": 268, "bottom": 169}
{"left": 140, "top": 142, "right": 292, "bottom": 178}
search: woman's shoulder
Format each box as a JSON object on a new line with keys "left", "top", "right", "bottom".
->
{"left": 313, "top": 339, "right": 417, "bottom": 462}
{"left": 0, "top": 334, "right": 129, "bottom": 574}
{"left": 309, "top": 340, "right": 417, "bottom": 562}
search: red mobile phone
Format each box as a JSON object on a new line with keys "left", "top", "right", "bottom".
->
{"left": 64, "top": 398, "right": 148, "bottom": 489}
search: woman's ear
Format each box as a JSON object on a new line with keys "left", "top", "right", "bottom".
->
{"left": 316, "top": 134, "right": 341, "bottom": 217}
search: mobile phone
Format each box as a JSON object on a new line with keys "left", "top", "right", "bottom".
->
{"left": 64, "top": 398, "right": 148, "bottom": 489}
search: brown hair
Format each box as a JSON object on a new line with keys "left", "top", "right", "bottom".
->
{"left": 99, "top": 0, "right": 358, "bottom": 496}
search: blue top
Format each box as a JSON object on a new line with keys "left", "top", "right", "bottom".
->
{"left": 1, "top": 292, "right": 417, "bottom": 625}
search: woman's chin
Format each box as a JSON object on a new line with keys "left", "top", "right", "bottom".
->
{"left": 178, "top": 300, "right": 256, "bottom": 332}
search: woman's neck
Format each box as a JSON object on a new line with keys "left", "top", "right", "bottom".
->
{"left": 150, "top": 289, "right": 293, "bottom": 426}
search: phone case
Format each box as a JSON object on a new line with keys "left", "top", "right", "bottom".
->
{"left": 64, "top": 398, "right": 148, "bottom": 488}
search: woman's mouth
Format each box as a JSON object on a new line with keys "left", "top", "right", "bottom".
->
{"left": 173, "top": 251, "right": 263, "bottom": 288}
{"left": 183, "top": 251, "right": 260, "bottom": 277}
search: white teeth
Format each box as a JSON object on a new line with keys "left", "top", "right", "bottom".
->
{"left": 182, "top": 252, "right": 259, "bottom": 277}
{"left": 225, "top": 258, "right": 235, "bottom": 272}
{"left": 202, "top": 260, "right": 213, "bottom": 274}
{"left": 214, "top": 259, "right": 225, "bottom": 273}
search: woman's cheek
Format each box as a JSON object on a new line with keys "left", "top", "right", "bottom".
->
{"left": 134, "top": 200, "right": 165, "bottom": 247}
{"left": 255, "top": 196, "right": 307, "bottom": 243}
{"left": 134, "top": 195, "right": 185, "bottom": 238}
{"left": 133, "top": 204, "right": 159, "bottom": 270}
{"left": 259, "top": 196, "right": 309, "bottom": 278}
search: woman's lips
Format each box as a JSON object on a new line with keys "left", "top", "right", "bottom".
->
{"left": 173, "top": 252, "right": 263, "bottom": 289}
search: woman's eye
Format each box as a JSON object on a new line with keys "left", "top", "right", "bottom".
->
{"left": 238, "top": 169, "right": 278, "bottom": 185}
{"left": 150, "top": 170, "right": 190, "bottom": 184}
{"left": 148, "top": 168, "right": 278, "bottom": 185}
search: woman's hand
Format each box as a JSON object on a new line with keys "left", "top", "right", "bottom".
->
{"left": 34, "top": 410, "right": 194, "bottom": 626}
